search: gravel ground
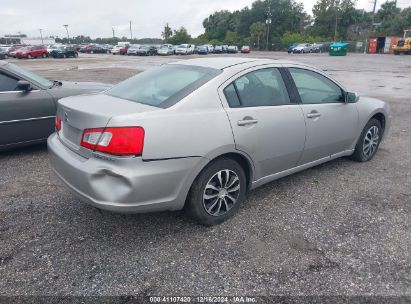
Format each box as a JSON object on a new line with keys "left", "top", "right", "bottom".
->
{"left": 0, "top": 52, "right": 410, "bottom": 298}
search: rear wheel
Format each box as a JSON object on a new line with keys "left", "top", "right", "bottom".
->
{"left": 186, "top": 158, "right": 246, "bottom": 226}
{"left": 350, "top": 118, "right": 382, "bottom": 162}
{"left": 42, "top": 53, "right": 47, "bottom": 58}
{"left": 27, "top": 54, "right": 33, "bottom": 59}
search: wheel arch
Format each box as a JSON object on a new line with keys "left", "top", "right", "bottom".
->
{"left": 371, "top": 112, "right": 386, "bottom": 134}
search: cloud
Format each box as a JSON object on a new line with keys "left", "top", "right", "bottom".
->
{"left": 0, "top": 0, "right": 409, "bottom": 39}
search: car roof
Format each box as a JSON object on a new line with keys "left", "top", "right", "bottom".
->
{"left": 171, "top": 57, "right": 306, "bottom": 70}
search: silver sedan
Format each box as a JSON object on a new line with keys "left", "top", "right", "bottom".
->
{"left": 48, "top": 58, "right": 390, "bottom": 226}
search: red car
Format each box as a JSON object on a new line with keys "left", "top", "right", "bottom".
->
{"left": 241, "top": 45, "right": 251, "bottom": 53}
{"left": 7, "top": 45, "right": 25, "bottom": 57}
{"left": 16, "top": 45, "right": 48, "bottom": 59}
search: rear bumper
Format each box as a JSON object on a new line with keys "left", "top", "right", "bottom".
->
{"left": 48, "top": 133, "right": 208, "bottom": 213}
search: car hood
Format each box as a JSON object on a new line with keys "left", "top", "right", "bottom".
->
{"left": 47, "top": 81, "right": 111, "bottom": 100}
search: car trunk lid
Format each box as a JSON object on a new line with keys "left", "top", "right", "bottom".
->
{"left": 56, "top": 93, "right": 159, "bottom": 154}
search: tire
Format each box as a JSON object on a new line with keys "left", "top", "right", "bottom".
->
{"left": 27, "top": 54, "right": 33, "bottom": 59}
{"left": 42, "top": 53, "right": 47, "bottom": 58}
{"left": 350, "top": 118, "right": 383, "bottom": 162}
{"left": 186, "top": 158, "right": 247, "bottom": 226}
{"left": 74, "top": 52, "right": 78, "bottom": 58}
{"left": 394, "top": 51, "right": 399, "bottom": 55}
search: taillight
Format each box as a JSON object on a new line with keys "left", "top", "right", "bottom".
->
{"left": 55, "top": 116, "right": 61, "bottom": 132}
{"left": 80, "top": 127, "right": 144, "bottom": 156}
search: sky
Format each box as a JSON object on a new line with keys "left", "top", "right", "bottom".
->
{"left": 1, "top": 0, "right": 410, "bottom": 39}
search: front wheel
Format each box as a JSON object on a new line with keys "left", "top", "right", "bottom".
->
{"left": 350, "top": 118, "right": 382, "bottom": 162}
{"left": 186, "top": 158, "right": 247, "bottom": 226}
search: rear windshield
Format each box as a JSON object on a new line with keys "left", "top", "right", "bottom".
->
{"left": 105, "top": 65, "right": 221, "bottom": 108}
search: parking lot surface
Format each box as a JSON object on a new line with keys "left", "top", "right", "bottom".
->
{"left": 1, "top": 52, "right": 410, "bottom": 296}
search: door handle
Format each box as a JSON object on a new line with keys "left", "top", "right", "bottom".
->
{"left": 237, "top": 118, "right": 258, "bottom": 126}
{"left": 306, "top": 111, "right": 321, "bottom": 119}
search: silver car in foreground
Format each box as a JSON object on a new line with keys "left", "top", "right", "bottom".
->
{"left": 48, "top": 58, "right": 390, "bottom": 226}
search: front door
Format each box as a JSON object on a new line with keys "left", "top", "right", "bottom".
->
{"left": 220, "top": 67, "right": 306, "bottom": 181}
{"left": 0, "top": 72, "right": 55, "bottom": 147}
{"left": 287, "top": 67, "right": 359, "bottom": 164}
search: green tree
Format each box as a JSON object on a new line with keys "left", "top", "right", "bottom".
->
{"left": 168, "top": 27, "right": 191, "bottom": 45}
{"left": 250, "top": 22, "right": 266, "bottom": 50}
{"left": 161, "top": 23, "right": 173, "bottom": 43}
{"left": 374, "top": 1, "right": 409, "bottom": 36}
{"left": 224, "top": 31, "right": 239, "bottom": 45}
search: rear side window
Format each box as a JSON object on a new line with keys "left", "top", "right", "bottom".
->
{"left": 223, "top": 68, "right": 290, "bottom": 107}
{"left": 106, "top": 65, "right": 221, "bottom": 108}
{"left": 289, "top": 68, "right": 344, "bottom": 104}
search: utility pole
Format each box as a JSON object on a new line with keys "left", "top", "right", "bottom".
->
{"left": 372, "top": 0, "right": 377, "bottom": 25}
{"left": 129, "top": 21, "right": 133, "bottom": 40}
{"left": 265, "top": 6, "right": 272, "bottom": 51}
{"left": 63, "top": 24, "right": 70, "bottom": 43}
{"left": 112, "top": 27, "right": 115, "bottom": 38}
{"left": 334, "top": 9, "right": 338, "bottom": 41}
{"left": 39, "top": 28, "right": 43, "bottom": 44}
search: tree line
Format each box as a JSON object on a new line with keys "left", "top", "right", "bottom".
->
{"left": 54, "top": 0, "right": 410, "bottom": 50}
{"left": 162, "top": 0, "right": 410, "bottom": 49}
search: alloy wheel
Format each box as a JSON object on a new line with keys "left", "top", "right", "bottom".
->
{"left": 203, "top": 169, "right": 241, "bottom": 217}
{"left": 363, "top": 126, "right": 379, "bottom": 158}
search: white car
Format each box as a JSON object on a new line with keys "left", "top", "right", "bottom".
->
{"left": 158, "top": 44, "right": 175, "bottom": 55}
{"left": 205, "top": 44, "right": 214, "bottom": 53}
{"left": 47, "top": 44, "right": 63, "bottom": 54}
{"left": 292, "top": 44, "right": 313, "bottom": 53}
{"left": 175, "top": 44, "right": 194, "bottom": 55}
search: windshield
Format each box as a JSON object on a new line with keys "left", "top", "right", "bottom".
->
{"left": 7, "top": 63, "right": 53, "bottom": 88}
{"left": 105, "top": 65, "right": 221, "bottom": 108}
{"left": 178, "top": 45, "right": 187, "bottom": 48}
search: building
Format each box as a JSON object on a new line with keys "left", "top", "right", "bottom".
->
{"left": 0, "top": 35, "right": 55, "bottom": 45}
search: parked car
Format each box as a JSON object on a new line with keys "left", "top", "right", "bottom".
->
{"left": 92, "top": 45, "right": 110, "bottom": 54}
{"left": 79, "top": 44, "right": 94, "bottom": 53}
{"left": 175, "top": 44, "right": 194, "bottom": 55}
{"left": 204, "top": 44, "right": 214, "bottom": 53}
{"left": 241, "top": 46, "right": 251, "bottom": 53}
{"left": 287, "top": 43, "right": 298, "bottom": 53}
{"left": 136, "top": 45, "right": 157, "bottom": 56}
{"left": 157, "top": 44, "right": 175, "bottom": 55}
{"left": 214, "top": 45, "right": 224, "bottom": 54}
{"left": 7, "top": 45, "right": 25, "bottom": 57}
{"left": 16, "top": 45, "right": 48, "bottom": 59}
{"left": 311, "top": 43, "right": 325, "bottom": 53}
{"left": 292, "top": 43, "right": 312, "bottom": 53}
{"left": 0, "top": 47, "right": 8, "bottom": 59}
{"left": 47, "top": 44, "right": 63, "bottom": 54}
{"left": 0, "top": 61, "right": 110, "bottom": 151}
{"left": 111, "top": 45, "right": 129, "bottom": 55}
{"left": 49, "top": 45, "right": 79, "bottom": 58}
{"left": 48, "top": 57, "right": 390, "bottom": 226}
{"left": 197, "top": 45, "right": 209, "bottom": 55}
{"left": 227, "top": 45, "right": 238, "bottom": 53}
{"left": 127, "top": 45, "right": 141, "bottom": 55}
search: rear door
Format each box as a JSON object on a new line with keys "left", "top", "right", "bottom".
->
{"left": 220, "top": 66, "right": 306, "bottom": 181}
{"left": 0, "top": 71, "right": 56, "bottom": 147}
{"left": 286, "top": 66, "right": 359, "bottom": 164}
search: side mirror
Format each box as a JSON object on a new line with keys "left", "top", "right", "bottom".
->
{"left": 17, "top": 80, "right": 32, "bottom": 91}
{"left": 346, "top": 91, "right": 359, "bottom": 103}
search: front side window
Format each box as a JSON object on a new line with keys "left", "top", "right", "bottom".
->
{"left": 289, "top": 68, "right": 344, "bottom": 104}
{"left": 105, "top": 65, "right": 221, "bottom": 108}
{"left": 6, "top": 63, "right": 53, "bottom": 88}
{"left": 0, "top": 73, "right": 19, "bottom": 92}
{"left": 224, "top": 68, "right": 290, "bottom": 107}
